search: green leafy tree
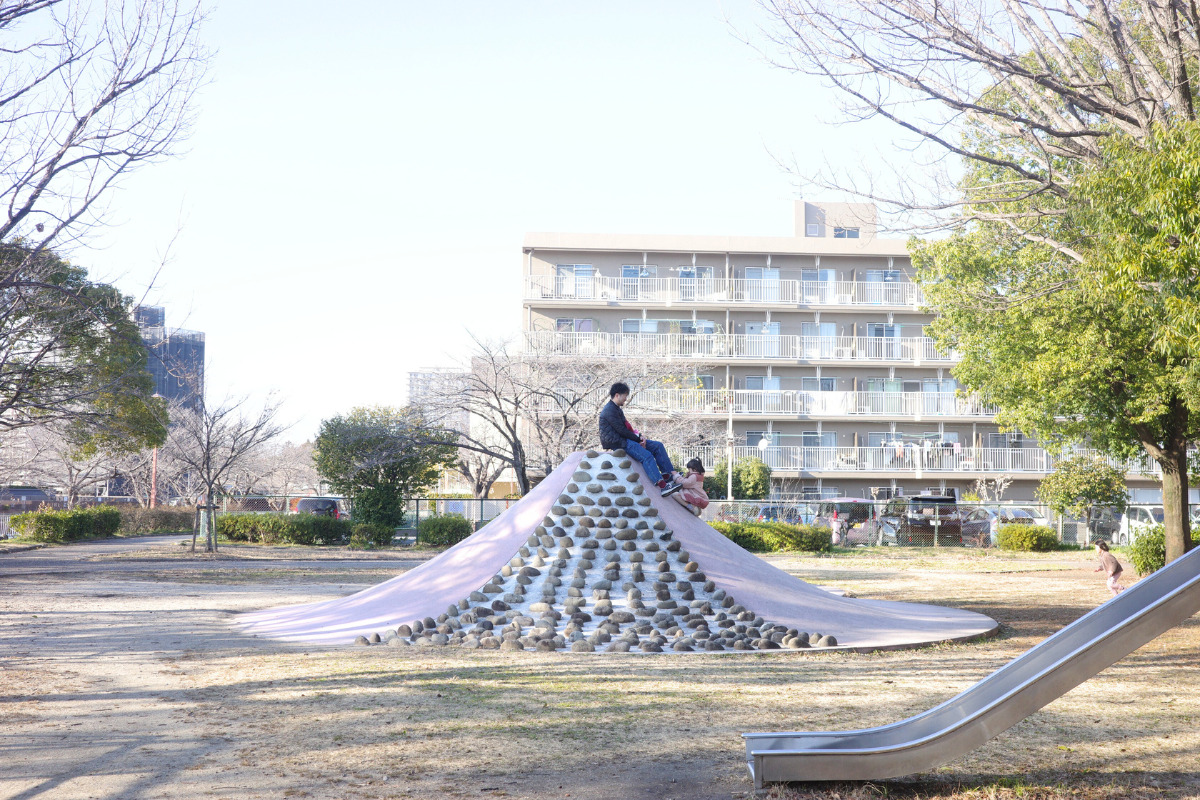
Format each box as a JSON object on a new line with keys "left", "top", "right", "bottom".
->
{"left": 0, "top": 244, "right": 167, "bottom": 451}
{"left": 758, "top": 3, "right": 1200, "bottom": 563}
{"left": 705, "top": 457, "right": 772, "bottom": 500}
{"left": 314, "top": 407, "right": 455, "bottom": 528}
{"left": 914, "top": 124, "right": 1200, "bottom": 563}
{"left": 1036, "top": 456, "right": 1130, "bottom": 529}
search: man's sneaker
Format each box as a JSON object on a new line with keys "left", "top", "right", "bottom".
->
{"left": 660, "top": 480, "right": 683, "bottom": 498}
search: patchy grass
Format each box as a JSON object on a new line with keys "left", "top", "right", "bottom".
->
{"left": 2, "top": 544, "right": 1196, "bottom": 800}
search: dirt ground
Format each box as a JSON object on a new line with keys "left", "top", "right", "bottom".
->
{"left": 0, "top": 537, "right": 1197, "bottom": 800}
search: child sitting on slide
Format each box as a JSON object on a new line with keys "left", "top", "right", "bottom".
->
{"left": 672, "top": 458, "right": 710, "bottom": 517}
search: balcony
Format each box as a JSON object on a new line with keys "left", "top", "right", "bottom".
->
{"left": 524, "top": 331, "right": 957, "bottom": 364}
{"left": 674, "top": 446, "right": 1155, "bottom": 477}
{"left": 624, "top": 389, "right": 998, "bottom": 419}
{"left": 524, "top": 276, "right": 923, "bottom": 308}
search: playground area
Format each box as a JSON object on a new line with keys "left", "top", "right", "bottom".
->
{"left": 0, "top": 538, "right": 1197, "bottom": 800}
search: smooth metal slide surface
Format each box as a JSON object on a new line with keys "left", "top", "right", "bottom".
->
{"left": 744, "top": 546, "right": 1200, "bottom": 788}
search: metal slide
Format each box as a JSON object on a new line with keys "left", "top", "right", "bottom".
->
{"left": 744, "top": 546, "right": 1200, "bottom": 789}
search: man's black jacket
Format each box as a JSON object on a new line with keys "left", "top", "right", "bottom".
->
{"left": 599, "top": 399, "right": 638, "bottom": 450}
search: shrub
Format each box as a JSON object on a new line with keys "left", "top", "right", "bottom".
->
{"left": 997, "top": 524, "right": 1059, "bottom": 552}
{"left": 1128, "top": 525, "right": 1166, "bottom": 576}
{"left": 709, "top": 520, "right": 831, "bottom": 553}
{"left": 1127, "top": 525, "right": 1199, "bottom": 575}
{"left": 350, "top": 522, "right": 396, "bottom": 549}
{"left": 119, "top": 507, "right": 195, "bottom": 534}
{"left": 418, "top": 514, "right": 473, "bottom": 547}
{"left": 216, "top": 513, "right": 351, "bottom": 546}
{"left": 11, "top": 506, "right": 122, "bottom": 542}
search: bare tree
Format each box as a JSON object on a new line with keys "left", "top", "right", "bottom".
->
{"left": 454, "top": 449, "right": 510, "bottom": 499}
{"left": 758, "top": 0, "right": 1198, "bottom": 245}
{"left": 18, "top": 424, "right": 121, "bottom": 506}
{"left": 223, "top": 440, "right": 321, "bottom": 508}
{"left": 165, "top": 395, "right": 287, "bottom": 552}
{"left": 415, "top": 335, "right": 718, "bottom": 495}
{"left": 1, "top": 0, "right": 210, "bottom": 249}
{"left": 973, "top": 475, "right": 1014, "bottom": 504}
{"left": 1, "top": 0, "right": 209, "bottom": 435}
{"left": 110, "top": 446, "right": 157, "bottom": 506}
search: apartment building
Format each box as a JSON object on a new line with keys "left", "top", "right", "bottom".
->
{"left": 520, "top": 200, "right": 1162, "bottom": 502}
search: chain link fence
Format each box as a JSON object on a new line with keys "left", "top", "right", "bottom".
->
{"left": 698, "top": 499, "right": 1181, "bottom": 549}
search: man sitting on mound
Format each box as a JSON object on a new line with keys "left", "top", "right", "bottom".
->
{"left": 599, "top": 382, "right": 683, "bottom": 498}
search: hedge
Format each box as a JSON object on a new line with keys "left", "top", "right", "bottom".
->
{"left": 997, "top": 524, "right": 1060, "bottom": 552}
{"left": 10, "top": 506, "right": 122, "bottom": 543}
{"left": 350, "top": 523, "right": 396, "bottom": 549}
{"left": 118, "top": 507, "right": 195, "bottom": 534}
{"left": 418, "top": 514, "right": 473, "bottom": 547}
{"left": 709, "top": 520, "right": 832, "bottom": 553}
{"left": 1127, "top": 525, "right": 1200, "bottom": 576}
{"left": 217, "top": 513, "right": 351, "bottom": 546}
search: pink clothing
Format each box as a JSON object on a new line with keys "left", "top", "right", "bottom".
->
{"left": 677, "top": 471, "right": 709, "bottom": 509}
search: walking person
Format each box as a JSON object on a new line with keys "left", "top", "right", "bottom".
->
{"left": 599, "top": 382, "right": 683, "bottom": 497}
{"left": 1093, "top": 540, "right": 1125, "bottom": 596}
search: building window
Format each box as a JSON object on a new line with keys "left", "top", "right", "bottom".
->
{"left": 865, "top": 269, "right": 900, "bottom": 282}
{"left": 801, "top": 377, "right": 835, "bottom": 391}
{"left": 746, "top": 431, "right": 781, "bottom": 447}
{"left": 555, "top": 264, "right": 594, "bottom": 297}
{"left": 556, "top": 318, "right": 595, "bottom": 332}
{"left": 833, "top": 227, "right": 860, "bottom": 239}
{"left": 696, "top": 375, "right": 715, "bottom": 391}
{"left": 806, "top": 223, "right": 820, "bottom": 237}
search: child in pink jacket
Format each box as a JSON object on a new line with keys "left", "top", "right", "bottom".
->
{"left": 672, "top": 458, "right": 710, "bottom": 517}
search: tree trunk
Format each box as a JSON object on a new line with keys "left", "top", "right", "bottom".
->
{"left": 1158, "top": 443, "right": 1193, "bottom": 562}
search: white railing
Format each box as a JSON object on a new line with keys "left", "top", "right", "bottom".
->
{"left": 623, "top": 389, "right": 998, "bottom": 418}
{"left": 524, "top": 276, "right": 924, "bottom": 307}
{"left": 672, "top": 445, "right": 1153, "bottom": 475}
{"left": 525, "top": 331, "right": 956, "bottom": 363}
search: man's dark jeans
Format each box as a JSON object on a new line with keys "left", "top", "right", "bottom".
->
{"left": 622, "top": 439, "right": 675, "bottom": 484}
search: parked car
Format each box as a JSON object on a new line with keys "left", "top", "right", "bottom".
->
{"left": 814, "top": 498, "right": 876, "bottom": 545}
{"left": 881, "top": 495, "right": 966, "bottom": 546}
{"left": 961, "top": 506, "right": 1036, "bottom": 547}
{"left": 289, "top": 497, "right": 344, "bottom": 519}
{"left": 755, "top": 505, "right": 802, "bottom": 524}
{"left": 1087, "top": 507, "right": 1123, "bottom": 543}
{"left": 1013, "top": 506, "right": 1051, "bottom": 527}
{"left": 1120, "top": 505, "right": 1164, "bottom": 544}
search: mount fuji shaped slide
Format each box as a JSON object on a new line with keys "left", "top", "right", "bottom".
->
{"left": 744, "top": 544, "right": 1200, "bottom": 789}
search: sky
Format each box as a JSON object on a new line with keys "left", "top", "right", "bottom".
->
{"left": 83, "top": 1, "right": 907, "bottom": 441}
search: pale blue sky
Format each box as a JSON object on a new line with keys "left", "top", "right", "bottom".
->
{"left": 85, "top": 1, "right": 905, "bottom": 439}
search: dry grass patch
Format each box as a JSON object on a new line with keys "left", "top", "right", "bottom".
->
{"left": 3, "top": 541, "right": 1197, "bottom": 800}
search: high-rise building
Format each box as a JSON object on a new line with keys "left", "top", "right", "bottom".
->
{"left": 135, "top": 306, "right": 205, "bottom": 408}
{"left": 520, "top": 200, "right": 1160, "bottom": 502}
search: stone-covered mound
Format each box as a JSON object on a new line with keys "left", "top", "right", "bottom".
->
{"left": 236, "top": 450, "right": 999, "bottom": 651}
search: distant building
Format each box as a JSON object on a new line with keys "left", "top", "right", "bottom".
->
{"left": 407, "top": 369, "right": 470, "bottom": 429}
{"left": 135, "top": 306, "right": 205, "bottom": 407}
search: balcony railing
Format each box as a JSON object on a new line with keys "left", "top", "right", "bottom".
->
{"left": 675, "top": 446, "right": 1157, "bottom": 476}
{"left": 525, "top": 276, "right": 923, "bottom": 307}
{"left": 525, "top": 331, "right": 957, "bottom": 363}
{"left": 624, "top": 389, "right": 998, "bottom": 418}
